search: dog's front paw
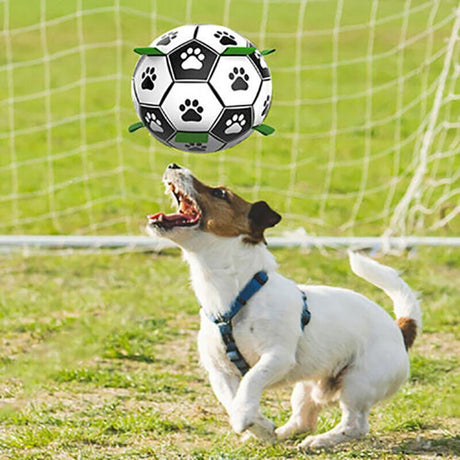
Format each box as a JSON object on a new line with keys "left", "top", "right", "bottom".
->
{"left": 230, "top": 408, "right": 276, "bottom": 443}
{"left": 275, "top": 422, "right": 297, "bottom": 440}
{"left": 249, "top": 413, "right": 276, "bottom": 443}
{"left": 230, "top": 409, "right": 254, "bottom": 434}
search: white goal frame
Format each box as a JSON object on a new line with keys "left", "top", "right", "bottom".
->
{"left": 1, "top": 235, "right": 459, "bottom": 253}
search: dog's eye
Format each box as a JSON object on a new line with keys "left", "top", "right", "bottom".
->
{"left": 212, "top": 188, "right": 228, "bottom": 200}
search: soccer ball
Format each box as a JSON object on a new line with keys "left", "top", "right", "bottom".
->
{"left": 131, "top": 24, "right": 272, "bottom": 153}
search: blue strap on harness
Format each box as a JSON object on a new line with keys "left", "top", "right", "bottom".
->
{"left": 300, "top": 290, "right": 311, "bottom": 328}
{"left": 205, "top": 271, "right": 311, "bottom": 376}
{"left": 207, "top": 271, "right": 268, "bottom": 376}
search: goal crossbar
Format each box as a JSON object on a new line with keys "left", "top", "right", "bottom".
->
{"left": 1, "top": 235, "right": 459, "bottom": 251}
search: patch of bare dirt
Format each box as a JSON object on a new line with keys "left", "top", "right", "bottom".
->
{"left": 414, "top": 331, "right": 460, "bottom": 359}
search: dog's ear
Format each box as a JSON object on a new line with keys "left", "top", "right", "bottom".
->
{"left": 248, "top": 201, "right": 281, "bottom": 243}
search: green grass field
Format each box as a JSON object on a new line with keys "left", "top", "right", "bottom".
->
{"left": 0, "top": 247, "right": 459, "bottom": 459}
{"left": 1, "top": 1, "right": 459, "bottom": 458}
{"left": 0, "top": 0, "right": 459, "bottom": 236}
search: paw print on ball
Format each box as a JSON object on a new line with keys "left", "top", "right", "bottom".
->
{"left": 214, "top": 30, "right": 237, "bottom": 46}
{"left": 211, "top": 107, "right": 252, "bottom": 142}
{"left": 249, "top": 49, "right": 271, "bottom": 79}
{"left": 169, "top": 40, "right": 218, "bottom": 80}
{"left": 261, "top": 95, "right": 271, "bottom": 117}
{"left": 139, "top": 106, "right": 175, "bottom": 141}
{"left": 229, "top": 67, "right": 249, "bottom": 91}
{"left": 145, "top": 111, "right": 163, "bottom": 133}
{"left": 157, "top": 30, "right": 178, "bottom": 46}
{"left": 180, "top": 47, "right": 205, "bottom": 70}
{"left": 179, "top": 99, "right": 204, "bottom": 122}
{"left": 224, "top": 114, "right": 246, "bottom": 135}
{"left": 185, "top": 142, "right": 207, "bottom": 152}
{"left": 141, "top": 67, "right": 157, "bottom": 90}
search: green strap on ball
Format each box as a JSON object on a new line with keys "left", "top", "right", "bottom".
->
{"left": 128, "top": 122, "right": 145, "bottom": 133}
{"left": 134, "top": 47, "right": 165, "bottom": 56}
{"left": 135, "top": 46, "right": 275, "bottom": 58}
{"left": 222, "top": 47, "right": 276, "bottom": 57}
{"left": 128, "top": 125, "right": 210, "bottom": 143}
{"left": 253, "top": 124, "right": 275, "bottom": 136}
{"left": 175, "top": 132, "right": 209, "bottom": 143}
{"left": 222, "top": 46, "right": 256, "bottom": 56}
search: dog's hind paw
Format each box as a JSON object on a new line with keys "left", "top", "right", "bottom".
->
{"left": 299, "top": 430, "right": 360, "bottom": 450}
{"left": 299, "top": 434, "right": 338, "bottom": 450}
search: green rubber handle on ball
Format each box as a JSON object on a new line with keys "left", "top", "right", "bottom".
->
{"left": 222, "top": 46, "right": 256, "bottom": 56}
{"left": 253, "top": 124, "right": 275, "bottom": 136}
{"left": 128, "top": 122, "right": 145, "bottom": 133}
{"left": 261, "top": 49, "right": 276, "bottom": 56}
{"left": 133, "top": 47, "right": 165, "bottom": 56}
{"left": 175, "top": 132, "right": 209, "bottom": 143}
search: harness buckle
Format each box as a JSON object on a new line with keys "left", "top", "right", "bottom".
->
{"left": 216, "top": 321, "right": 233, "bottom": 345}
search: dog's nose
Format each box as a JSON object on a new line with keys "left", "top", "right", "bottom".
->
{"left": 167, "top": 163, "right": 181, "bottom": 170}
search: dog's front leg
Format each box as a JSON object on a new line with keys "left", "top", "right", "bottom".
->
{"left": 230, "top": 349, "right": 296, "bottom": 442}
{"left": 207, "top": 367, "right": 274, "bottom": 443}
{"left": 207, "top": 368, "right": 240, "bottom": 413}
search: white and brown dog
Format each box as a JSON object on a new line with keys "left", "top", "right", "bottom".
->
{"left": 147, "top": 163, "right": 421, "bottom": 449}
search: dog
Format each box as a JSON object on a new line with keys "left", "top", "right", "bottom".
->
{"left": 147, "top": 163, "right": 421, "bottom": 449}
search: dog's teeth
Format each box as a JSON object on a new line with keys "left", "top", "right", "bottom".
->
{"left": 158, "top": 214, "right": 163, "bottom": 221}
{"left": 165, "top": 182, "right": 175, "bottom": 195}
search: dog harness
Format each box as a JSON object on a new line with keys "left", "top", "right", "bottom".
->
{"left": 204, "top": 271, "right": 311, "bottom": 376}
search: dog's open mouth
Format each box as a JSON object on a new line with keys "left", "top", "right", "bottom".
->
{"left": 148, "top": 182, "right": 201, "bottom": 230}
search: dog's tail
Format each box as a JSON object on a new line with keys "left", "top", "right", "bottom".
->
{"left": 348, "top": 251, "right": 421, "bottom": 350}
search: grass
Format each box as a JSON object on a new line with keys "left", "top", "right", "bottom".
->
{"left": 0, "top": 0, "right": 459, "bottom": 236}
{"left": 0, "top": 246, "right": 459, "bottom": 459}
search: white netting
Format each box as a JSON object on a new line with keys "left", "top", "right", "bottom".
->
{"left": 0, "top": 0, "right": 458, "bottom": 238}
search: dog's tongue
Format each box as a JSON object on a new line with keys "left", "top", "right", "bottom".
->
{"left": 148, "top": 212, "right": 165, "bottom": 221}
{"left": 148, "top": 212, "right": 198, "bottom": 227}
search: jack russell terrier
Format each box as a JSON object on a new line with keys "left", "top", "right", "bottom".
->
{"left": 147, "top": 163, "right": 421, "bottom": 449}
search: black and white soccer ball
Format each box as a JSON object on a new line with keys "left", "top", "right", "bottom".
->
{"left": 131, "top": 24, "right": 272, "bottom": 153}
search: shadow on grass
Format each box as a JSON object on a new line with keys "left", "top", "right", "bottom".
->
{"left": 293, "top": 434, "right": 460, "bottom": 458}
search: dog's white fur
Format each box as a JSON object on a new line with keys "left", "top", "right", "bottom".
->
{"left": 148, "top": 166, "right": 421, "bottom": 449}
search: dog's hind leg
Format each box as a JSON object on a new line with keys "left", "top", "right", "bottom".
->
{"left": 299, "top": 402, "right": 370, "bottom": 450}
{"left": 275, "top": 381, "right": 321, "bottom": 440}
{"left": 299, "top": 370, "right": 372, "bottom": 450}
{"left": 298, "top": 364, "right": 375, "bottom": 450}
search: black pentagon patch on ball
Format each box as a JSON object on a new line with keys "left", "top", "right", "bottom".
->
{"left": 247, "top": 41, "right": 270, "bottom": 80}
{"left": 248, "top": 50, "right": 271, "bottom": 79}
{"left": 168, "top": 40, "right": 218, "bottom": 81}
{"left": 211, "top": 107, "right": 252, "bottom": 143}
{"left": 139, "top": 106, "right": 175, "bottom": 141}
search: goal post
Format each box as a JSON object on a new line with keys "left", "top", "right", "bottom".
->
{"left": 0, "top": 0, "right": 458, "bottom": 249}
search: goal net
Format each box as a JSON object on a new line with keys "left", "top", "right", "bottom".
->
{"left": 1, "top": 0, "right": 459, "bottom": 241}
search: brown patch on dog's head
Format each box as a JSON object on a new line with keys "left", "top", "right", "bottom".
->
{"left": 192, "top": 177, "right": 281, "bottom": 244}
{"left": 396, "top": 317, "right": 417, "bottom": 350}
